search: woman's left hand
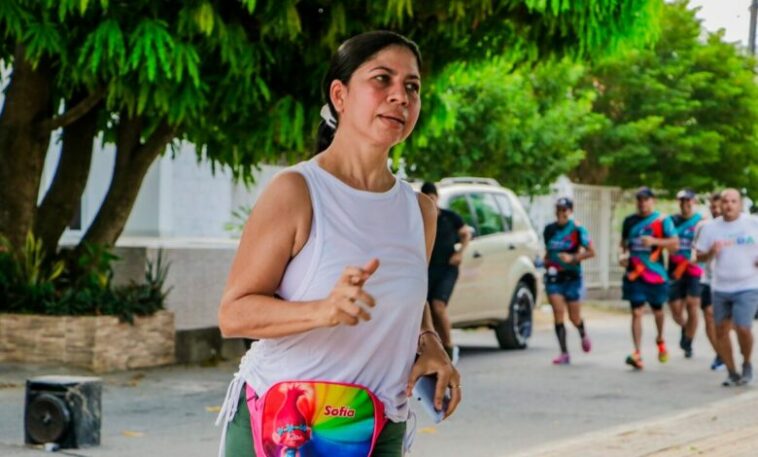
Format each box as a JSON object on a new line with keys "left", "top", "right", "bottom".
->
{"left": 406, "top": 333, "right": 462, "bottom": 419}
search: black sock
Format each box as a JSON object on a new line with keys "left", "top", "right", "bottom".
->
{"left": 555, "top": 323, "right": 568, "bottom": 354}
{"left": 576, "top": 320, "right": 586, "bottom": 338}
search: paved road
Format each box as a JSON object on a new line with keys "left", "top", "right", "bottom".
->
{"left": 413, "top": 305, "right": 746, "bottom": 456}
{"left": 0, "top": 305, "right": 752, "bottom": 456}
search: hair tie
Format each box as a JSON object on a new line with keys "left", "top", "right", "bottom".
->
{"left": 320, "top": 104, "right": 338, "bottom": 129}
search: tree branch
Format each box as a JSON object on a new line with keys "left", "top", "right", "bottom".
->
{"left": 39, "top": 87, "right": 106, "bottom": 131}
{"left": 136, "top": 119, "right": 178, "bottom": 161}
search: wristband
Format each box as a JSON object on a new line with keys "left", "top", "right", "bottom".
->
{"left": 418, "top": 330, "right": 440, "bottom": 346}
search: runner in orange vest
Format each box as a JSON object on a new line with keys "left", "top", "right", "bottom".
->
{"left": 619, "top": 187, "right": 679, "bottom": 370}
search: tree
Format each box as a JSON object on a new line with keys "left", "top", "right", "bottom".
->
{"left": 575, "top": 0, "right": 758, "bottom": 193}
{"left": 0, "top": 0, "right": 661, "bottom": 255}
{"left": 403, "top": 58, "right": 603, "bottom": 194}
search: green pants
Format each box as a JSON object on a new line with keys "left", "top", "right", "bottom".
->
{"left": 224, "top": 389, "right": 407, "bottom": 457}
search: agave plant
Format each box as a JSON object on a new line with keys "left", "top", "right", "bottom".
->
{"left": 0, "top": 232, "right": 65, "bottom": 313}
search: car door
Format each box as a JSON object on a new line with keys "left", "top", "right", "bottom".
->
{"left": 472, "top": 192, "right": 520, "bottom": 316}
{"left": 497, "top": 192, "right": 540, "bottom": 263}
{"left": 447, "top": 192, "right": 512, "bottom": 322}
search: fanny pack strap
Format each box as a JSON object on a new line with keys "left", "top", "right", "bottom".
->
{"left": 246, "top": 384, "right": 268, "bottom": 456}
{"left": 402, "top": 410, "right": 417, "bottom": 454}
{"left": 216, "top": 373, "right": 245, "bottom": 457}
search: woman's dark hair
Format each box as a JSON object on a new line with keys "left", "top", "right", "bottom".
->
{"left": 316, "top": 31, "right": 422, "bottom": 153}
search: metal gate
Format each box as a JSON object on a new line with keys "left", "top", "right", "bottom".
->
{"left": 571, "top": 184, "right": 625, "bottom": 290}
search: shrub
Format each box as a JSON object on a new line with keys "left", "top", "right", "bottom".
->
{"left": 0, "top": 234, "right": 170, "bottom": 323}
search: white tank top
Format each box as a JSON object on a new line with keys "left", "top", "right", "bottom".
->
{"left": 239, "top": 157, "right": 428, "bottom": 421}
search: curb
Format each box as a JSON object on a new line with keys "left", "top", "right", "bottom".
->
{"left": 510, "top": 389, "right": 758, "bottom": 456}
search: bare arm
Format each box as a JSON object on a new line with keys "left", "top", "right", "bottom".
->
{"left": 558, "top": 226, "right": 595, "bottom": 264}
{"left": 449, "top": 225, "right": 472, "bottom": 266}
{"left": 418, "top": 193, "right": 438, "bottom": 335}
{"left": 574, "top": 244, "right": 595, "bottom": 262}
{"left": 641, "top": 235, "right": 679, "bottom": 251}
{"left": 696, "top": 250, "right": 711, "bottom": 263}
{"left": 218, "top": 172, "right": 375, "bottom": 339}
{"left": 408, "top": 193, "right": 462, "bottom": 418}
{"left": 458, "top": 225, "right": 472, "bottom": 252}
{"left": 697, "top": 241, "right": 722, "bottom": 263}
{"left": 618, "top": 240, "right": 629, "bottom": 267}
{"left": 657, "top": 237, "right": 680, "bottom": 251}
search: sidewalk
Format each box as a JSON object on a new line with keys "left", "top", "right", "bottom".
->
{"left": 514, "top": 388, "right": 758, "bottom": 457}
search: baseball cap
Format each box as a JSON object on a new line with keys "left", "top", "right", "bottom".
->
{"left": 635, "top": 186, "right": 655, "bottom": 199}
{"left": 676, "top": 188, "right": 696, "bottom": 200}
{"left": 555, "top": 197, "right": 573, "bottom": 210}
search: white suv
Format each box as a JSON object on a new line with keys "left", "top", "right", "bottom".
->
{"left": 421, "top": 177, "right": 544, "bottom": 349}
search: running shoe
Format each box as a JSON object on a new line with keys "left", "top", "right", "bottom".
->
{"left": 657, "top": 339, "right": 669, "bottom": 363}
{"left": 581, "top": 336, "right": 592, "bottom": 353}
{"left": 723, "top": 372, "right": 741, "bottom": 387}
{"left": 679, "top": 327, "right": 686, "bottom": 350}
{"left": 683, "top": 337, "right": 693, "bottom": 359}
{"left": 553, "top": 353, "right": 570, "bottom": 365}
{"left": 711, "top": 355, "right": 725, "bottom": 371}
{"left": 739, "top": 363, "right": 753, "bottom": 386}
{"left": 625, "top": 352, "right": 644, "bottom": 370}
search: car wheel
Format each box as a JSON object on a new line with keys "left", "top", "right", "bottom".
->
{"left": 495, "top": 281, "right": 534, "bottom": 350}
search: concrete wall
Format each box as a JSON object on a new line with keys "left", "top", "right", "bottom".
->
{"left": 110, "top": 241, "right": 250, "bottom": 364}
{"left": 111, "top": 241, "right": 239, "bottom": 332}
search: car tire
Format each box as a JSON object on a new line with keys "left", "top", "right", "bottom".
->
{"left": 495, "top": 281, "right": 534, "bottom": 350}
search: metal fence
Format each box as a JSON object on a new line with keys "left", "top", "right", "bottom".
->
{"left": 571, "top": 184, "right": 625, "bottom": 290}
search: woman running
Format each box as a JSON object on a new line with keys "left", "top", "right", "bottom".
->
{"left": 215, "top": 31, "right": 461, "bottom": 457}
{"left": 544, "top": 197, "right": 595, "bottom": 365}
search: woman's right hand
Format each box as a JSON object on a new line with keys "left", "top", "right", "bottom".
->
{"left": 316, "top": 258, "right": 380, "bottom": 328}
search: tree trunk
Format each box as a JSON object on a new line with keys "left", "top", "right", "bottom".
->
{"left": 77, "top": 115, "right": 176, "bottom": 249}
{"left": 0, "top": 45, "right": 53, "bottom": 249}
{"left": 35, "top": 94, "right": 101, "bottom": 256}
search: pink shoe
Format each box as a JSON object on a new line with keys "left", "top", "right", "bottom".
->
{"left": 581, "top": 336, "right": 592, "bottom": 353}
{"left": 553, "top": 353, "right": 570, "bottom": 365}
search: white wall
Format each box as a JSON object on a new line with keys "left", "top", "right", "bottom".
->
{"left": 40, "top": 137, "right": 286, "bottom": 244}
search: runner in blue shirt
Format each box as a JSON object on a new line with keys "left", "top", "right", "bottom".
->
{"left": 543, "top": 197, "right": 595, "bottom": 365}
{"left": 666, "top": 188, "right": 704, "bottom": 359}
{"left": 620, "top": 187, "right": 679, "bottom": 370}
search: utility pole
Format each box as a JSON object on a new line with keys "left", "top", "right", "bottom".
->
{"left": 750, "top": 0, "right": 758, "bottom": 54}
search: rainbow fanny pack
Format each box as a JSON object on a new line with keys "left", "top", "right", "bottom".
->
{"left": 246, "top": 381, "right": 387, "bottom": 457}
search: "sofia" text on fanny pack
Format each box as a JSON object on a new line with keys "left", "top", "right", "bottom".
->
{"left": 323, "top": 405, "right": 356, "bottom": 417}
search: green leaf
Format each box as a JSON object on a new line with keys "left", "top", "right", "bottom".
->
{"left": 76, "top": 19, "right": 126, "bottom": 77}
{"left": 127, "top": 19, "right": 175, "bottom": 82}
{"left": 193, "top": 2, "right": 215, "bottom": 36}
{"left": 0, "top": 0, "right": 31, "bottom": 39}
{"left": 22, "top": 19, "right": 64, "bottom": 65}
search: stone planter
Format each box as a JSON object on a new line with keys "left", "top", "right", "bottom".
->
{"left": 0, "top": 310, "right": 175, "bottom": 373}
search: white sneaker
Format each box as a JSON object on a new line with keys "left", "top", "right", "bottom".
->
{"left": 739, "top": 363, "right": 754, "bottom": 386}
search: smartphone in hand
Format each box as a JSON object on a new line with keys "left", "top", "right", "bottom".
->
{"left": 412, "top": 374, "right": 450, "bottom": 424}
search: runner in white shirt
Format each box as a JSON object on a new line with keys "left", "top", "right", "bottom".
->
{"left": 695, "top": 189, "right": 758, "bottom": 386}
{"left": 696, "top": 193, "right": 724, "bottom": 371}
